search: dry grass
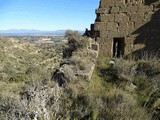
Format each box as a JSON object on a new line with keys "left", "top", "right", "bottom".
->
{"left": 59, "top": 55, "right": 154, "bottom": 119}
{"left": 1, "top": 32, "right": 160, "bottom": 119}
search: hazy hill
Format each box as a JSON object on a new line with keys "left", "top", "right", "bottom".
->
{"left": 0, "top": 36, "right": 61, "bottom": 96}
{"left": 0, "top": 29, "right": 84, "bottom": 36}
{"left": 0, "top": 37, "right": 61, "bottom": 78}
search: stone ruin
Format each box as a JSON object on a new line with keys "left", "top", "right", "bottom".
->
{"left": 88, "top": 0, "right": 160, "bottom": 58}
{"left": 52, "top": 37, "right": 99, "bottom": 86}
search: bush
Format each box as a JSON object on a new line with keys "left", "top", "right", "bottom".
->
{"left": 9, "top": 73, "right": 28, "bottom": 82}
{"left": 63, "top": 30, "right": 89, "bottom": 58}
{"left": 65, "top": 30, "right": 81, "bottom": 39}
{"left": 66, "top": 30, "right": 89, "bottom": 49}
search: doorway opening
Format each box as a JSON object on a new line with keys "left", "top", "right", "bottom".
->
{"left": 112, "top": 37, "right": 125, "bottom": 58}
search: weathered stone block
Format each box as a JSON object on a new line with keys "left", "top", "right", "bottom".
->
{"left": 125, "top": 37, "right": 135, "bottom": 45}
{"left": 94, "top": 22, "right": 107, "bottom": 31}
{"left": 98, "top": 37, "right": 112, "bottom": 56}
{"left": 144, "top": 12, "right": 153, "bottom": 20}
{"left": 107, "top": 22, "right": 118, "bottom": 31}
{"left": 100, "top": 0, "right": 114, "bottom": 7}
{"left": 100, "top": 31, "right": 109, "bottom": 38}
{"left": 121, "top": 6, "right": 129, "bottom": 13}
{"left": 114, "top": 0, "right": 125, "bottom": 6}
{"left": 121, "top": 5, "right": 138, "bottom": 13}
{"left": 133, "top": 44, "right": 145, "bottom": 50}
{"left": 137, "top": 5, "right": 151, "bottom": 12}
{"left": 118, "top": 22, "right": 128, "bottom": 31}
{"left": 128, "top": 5, "right": 138, "bottom": 12}
{"left": 130, "top": 13, "right": 144, "bottom": 22}
{"left": 115, "top": 13, "right": 129, "bottom": 22}
{"left": 130, "top": 0, "right": 144, "bottom": 5}
{"left": 96, "top": 8, "right": 109, "bottom": 14}
{"left": 111, "top": 7, "right": 120, "bottom": 13}
{"left": 100, "top": 14, "right": 114, "bottom": 22}
{"left": 130, "top": 33, "right": 139, "bottom": 38}
{"left": 108, "top": 31, "right": 128, "bottom": 38}
{"left": 128, "top": 22, "right": 134, "bottom": 30}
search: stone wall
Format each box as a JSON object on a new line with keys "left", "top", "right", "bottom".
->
{"left": 90, "top": 0, "right": 160, "bottom": 58}
{"left": 52, "top": 37, "right": 99, "bottom": 86}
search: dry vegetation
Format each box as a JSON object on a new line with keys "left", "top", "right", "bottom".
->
{"left": 0, "top": 36, "right": 62, "bottom": 119}
{"left": 59, "top": 55, "right": 160, "bottom": 120}
{"left": 50, "top": 31, "right": 160, "bottom": 119}
{"left": 0, "top": 32, "right": 160, "bottom": 120}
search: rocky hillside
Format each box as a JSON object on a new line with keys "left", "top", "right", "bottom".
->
{"left": 0, "top": 31, "right": 99, "bottom": 120}
{"left": 0, "top": 36, "right": 61, "bottom": 119}
{"left": 1, "top": 32, "right": 160, "bottom": 120}
{"left": 0, "top": 37, "right": 61, "bottom": 81}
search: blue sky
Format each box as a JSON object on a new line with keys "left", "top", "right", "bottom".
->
{"left": 0, "top": 0, "right": 99, "bottom": 30}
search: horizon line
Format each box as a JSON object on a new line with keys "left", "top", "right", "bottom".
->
{"left": 0, "top": 29, "right": 85, "bottom": 31}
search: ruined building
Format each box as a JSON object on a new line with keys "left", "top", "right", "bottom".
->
{"left": 89, "top": 0, "right": 160, "bottom": 58}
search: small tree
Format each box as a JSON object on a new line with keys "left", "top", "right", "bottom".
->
{"left": 63, "top": 30, "right": 89, "bottom": 58}
{"left": 65, "top": 29, "right": 81, "bottom": 40}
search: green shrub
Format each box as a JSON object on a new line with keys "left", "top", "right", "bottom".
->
{"left": 65, "top": 30, "right": 89, "bottom": 51}
{"left": 9, "top": 73, "right": 28, "bottom": 82}
{"left": 65, "top": 29, "right": 81, "bottom": 39}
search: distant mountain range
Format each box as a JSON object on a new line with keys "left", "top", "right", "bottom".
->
{"left": 0, "top": 29, "right": 84, "bottom": 36}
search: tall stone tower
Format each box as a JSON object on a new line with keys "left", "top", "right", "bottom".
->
{"left": 90, "top": 0, "right": 160, "bottom": 58}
